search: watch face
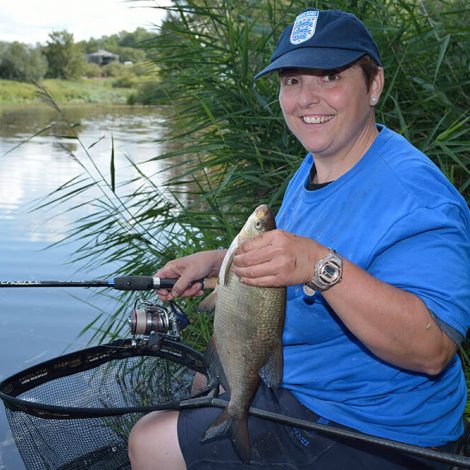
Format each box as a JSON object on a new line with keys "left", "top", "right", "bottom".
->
{"left": 319, "top": 262, "right": 341, "bottom": 284}
{"left": 324, "top": 264, "right": 337, "bottom": 278}
{"left": 305, "top": 250, "right": 343, "bottom": 293}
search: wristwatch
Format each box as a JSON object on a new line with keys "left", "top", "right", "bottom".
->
{"left": 303, "top": 248, "right": 343, "bottom": 296}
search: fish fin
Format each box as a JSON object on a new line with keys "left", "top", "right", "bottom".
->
{"left": 204, "top": 336, "right": 230, "bottom": 393}
{"left": 222, "top": 250, "right": 236, "bottom": 287}
{"left": 259, "top": 341, "right": 283, "bottom": 388}
{"left": 197, "top": 290, "right": 217, "bottom": 313}
{"left": 201, "top": 408, "right": 250, "bottom": 464}
{"left": 219, "top": 234, "right": 239, "bottom": 287}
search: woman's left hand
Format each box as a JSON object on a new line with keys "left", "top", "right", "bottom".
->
{"left": 232, "top": 229, "right": 325, "bottom": 287}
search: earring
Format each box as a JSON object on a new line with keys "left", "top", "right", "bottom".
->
{"left": 371, "top": 96, "right": 377, "bottom": 104}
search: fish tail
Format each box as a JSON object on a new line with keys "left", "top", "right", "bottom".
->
{"left": 201, "top": 408, "right": 250, "bottom": 463}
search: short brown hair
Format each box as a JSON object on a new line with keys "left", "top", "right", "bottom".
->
{"left": 355, "top": 55, "right": 380, "bottom": 92}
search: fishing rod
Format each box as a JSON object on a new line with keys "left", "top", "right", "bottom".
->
{"left": 0, "top": 276, "right": 218, "bottom": 343}
{"left": 0, "top": 275, "right": 218, "bottom": 346}
{"left": 0, "top": 276, "right": 217, "bottom": 291}
{"left": 2, "top": 277, "right": 469, "bottom": 466}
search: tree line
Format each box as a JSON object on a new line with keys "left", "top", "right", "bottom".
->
{"left": 0, "top": 28, "right": 156, "bottom": 82}
{"left": 37, "top": 0, "right": 470, "bottom": 369}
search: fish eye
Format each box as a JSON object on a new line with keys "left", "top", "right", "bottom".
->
{"left": 255, "top": 220, "right": 263, "bottom": 229}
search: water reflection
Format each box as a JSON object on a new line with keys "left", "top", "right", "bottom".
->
{"left": 0, "top": 104, "right": 167, "bottom": 243}
{"left": 0, "top": 103, "right": 168, "bottom": 469}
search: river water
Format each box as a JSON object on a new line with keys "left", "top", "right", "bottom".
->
{"left": 0, "top": 103, "right": 167, "bottom": 469}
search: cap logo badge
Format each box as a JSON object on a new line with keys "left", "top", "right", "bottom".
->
{"left": 290, "top": 10, "right": 319, "bottom": 45}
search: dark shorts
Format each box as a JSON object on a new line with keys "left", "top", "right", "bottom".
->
{"left": 177, "top": 384, "right": 459, "bottom": 469}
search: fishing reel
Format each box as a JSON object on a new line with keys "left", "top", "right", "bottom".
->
{"left": 128, "top": 299, "right": 190, "bottom": 348}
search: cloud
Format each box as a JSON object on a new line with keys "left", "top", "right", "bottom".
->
{"left": 0, "top": 0, "right": 167, "bottom": 45}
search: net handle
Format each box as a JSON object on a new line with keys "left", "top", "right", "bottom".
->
{"left": 2, "top": 340, "right": 469, "bottom": 468}
{"left": 2, "top": 390, "right": 469, "bottom": 468}
{"left": 196, "top": 397, "right": 470, "bottom": 469}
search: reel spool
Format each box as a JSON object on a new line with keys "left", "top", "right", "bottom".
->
{"left": 128, "top": 299, "right": 190, "bottom": 343}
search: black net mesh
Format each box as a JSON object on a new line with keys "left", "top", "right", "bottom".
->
{"left": 6, "top": 411, "right": 138, "bottom": 469}
{"left": 0, "top": 338, "right": 211, "bottom": 470}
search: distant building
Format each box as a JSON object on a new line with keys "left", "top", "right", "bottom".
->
{"left": 86, "top": 49, "right": 119, "bottom": 66}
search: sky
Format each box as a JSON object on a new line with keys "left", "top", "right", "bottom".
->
{"left": 0, "top": 0, "right": 168, "bottom": 45}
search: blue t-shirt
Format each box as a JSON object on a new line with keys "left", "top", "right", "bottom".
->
{"left": 277, "top": 125, "right": 470, "bottom": 446}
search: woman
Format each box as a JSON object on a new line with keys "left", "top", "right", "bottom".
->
{"left": 128, "top": 8, "right": 470, "bottom": 469}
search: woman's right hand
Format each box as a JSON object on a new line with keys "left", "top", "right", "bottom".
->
{"left": 154, "top": 249, "right": 226, "bottom": 301}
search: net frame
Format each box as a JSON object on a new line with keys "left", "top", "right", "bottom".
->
{"left": 0, "top": 336, "right": 216, "bottom": 470}
{"left": 1, "top": 337, "right": 470, "bottom": 469}
{"left": 0, "top": 337, "right": 215, "bottom": 419}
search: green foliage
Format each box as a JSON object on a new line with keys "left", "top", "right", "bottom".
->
{"left": 43, "top": 31, "right": 86, "bottom": 79}
{"left": 112, "top": 73, "right": 138, "bottom": 88}
{"left": 0, "top": 78, "right": 132, "bottom": 104}
{"left": 111, "top": 46, "right": 147, "bottom": 64}
{"left": 0, "top": 27, "right": 157, "bottom": 86}
{"left": 145, "top": 0, "right": 304, "bottom": 240}
{"left": 41, "top": 79, "right": 134, "bottom": 104}
{"left": 0, "top": 79, "right": 39, "bottom": 103}
{"left": 0, "top": 42, "right": 47, "bottom": 82}
{"left": 127, "top": 78, "right": 168, "bottom": 105}
{"left": 130, "top": 62, "right": 157, "bottom": 77}
{"left": 83, "top": 63, "right": 103, "bottom": 79}
{"left": 39, "top": 0, "right": 470, "bottom": 351}
{"left": 79, "top": 27, "right": 156, "bottom": 63}
{"left": 117, "top": 28, "right": 157, "bottom": 48}
{"left": 102, "top": 62, "right": 126, "bottom": 77}
{"left": 103, "top": 61, "right": 127, "bottom": 78}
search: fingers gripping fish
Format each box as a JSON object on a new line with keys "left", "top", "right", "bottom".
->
{"left": 198, "top": 205, "right": 286, "bottom": 463}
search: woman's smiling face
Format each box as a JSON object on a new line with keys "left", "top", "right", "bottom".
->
{"left": 278, "top": 64, "right": 383, "bottom": 164}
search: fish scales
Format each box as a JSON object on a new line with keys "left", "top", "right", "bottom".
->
{"left": 215, "top": 280, "right": 284, "bottom": 406}
{"left": 200, "top": 205, "right": 286, "bottom": 463}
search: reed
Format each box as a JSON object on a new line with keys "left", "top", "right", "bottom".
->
{"left": 41, "top": 1, "right": 470, "bottom": 363}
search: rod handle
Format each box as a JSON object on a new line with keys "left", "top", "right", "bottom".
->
{"left": 113, "top": 276, "right": 155, "bottom": 291}
{"left": 153, "top": 277, "right": 218, "bottom": 290}
{"left": 112, "top": 276, "right": 217, "bottom": 291}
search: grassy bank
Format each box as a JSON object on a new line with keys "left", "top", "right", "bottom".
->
{"left": 0, "top": 78, "right": 134, "bottom": 105}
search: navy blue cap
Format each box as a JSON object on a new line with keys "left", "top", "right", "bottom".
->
{"left": 254, "top": 9, "right": 381, "bottom": 80}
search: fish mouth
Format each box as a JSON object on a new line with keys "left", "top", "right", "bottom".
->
{"left": 254, "top": 205, "right": 275, "bottom": 231}
{"left": 239, "top": 204, "right": 276, "bottom": 241}
{"left": 255, "top": 204, "right": 272, "bottom": 218}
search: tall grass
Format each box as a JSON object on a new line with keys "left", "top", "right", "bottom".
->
{"left": 0, "top": 78, "right": 133, "bottom": 104}
{"left": 42, "top": 0, "right": 470, "bottom": 352}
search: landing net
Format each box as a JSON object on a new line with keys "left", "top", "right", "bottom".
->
{"left": 0, "top": 338, "right": 213, "bottom": 470}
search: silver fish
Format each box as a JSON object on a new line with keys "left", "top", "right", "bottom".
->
{"left": 199, "top": 204, "right": 286, "bottom": 463}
